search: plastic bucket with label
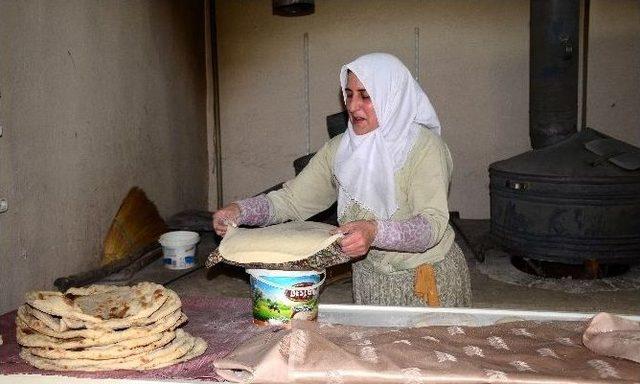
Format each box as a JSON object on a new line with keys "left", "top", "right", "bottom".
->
{"left": 159, "top": 231, "right": 200, "bottom": 270}
{"left": 246, "top": 269, "right": 325, "bottom": 326}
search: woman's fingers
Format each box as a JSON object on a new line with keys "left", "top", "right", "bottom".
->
{"left": 339, "top": 232, "right": 368, "bottom": 257}
{"left": 336, "top": 220, "right": 377, "bottom": 257}
{"left": 330, "top": 224, "right": 351, "bottom": 236}
{"left": 214, "top": 221, "right": 227, "bottom": 236}
{"left": 339, "top": 232, "right": 359, "bottom": 248}
{"left": 212, "top": 214, "right": 227, "bottom": 236}
{"left": 212, "top": 204, "right": 241, "bottom": 236}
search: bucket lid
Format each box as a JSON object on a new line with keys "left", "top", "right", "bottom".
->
{"left": 159, "top": 231, "right": 200, "bottom": 247}
{"left": 246, "top": 268, "right": 325, "bottom": 278}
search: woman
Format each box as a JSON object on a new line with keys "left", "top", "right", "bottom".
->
{"left": 213, "top": 53, "right": 471, "bottom": 307}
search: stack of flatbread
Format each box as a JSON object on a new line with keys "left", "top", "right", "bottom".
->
{"left": 16, "top": 282, "right": 207, "bottom": 371}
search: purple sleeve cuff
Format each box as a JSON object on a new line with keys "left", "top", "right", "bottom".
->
{"left": 235, "top": 195, "right": 271, "bottom": 227}
{"left": 372, "top": 215, "right": 433, "bottom": 253}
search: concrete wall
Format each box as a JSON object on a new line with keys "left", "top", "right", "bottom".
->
{"left": 216, "top": 0, "right": 640, "bottom": 219}
{"left": 0, "top": 0, "right": 208, "bottom": 313}
{"left": 587, "top": 1, "right": 640, "bottom": 142}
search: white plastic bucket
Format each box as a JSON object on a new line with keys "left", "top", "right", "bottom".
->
{"left": 159, "top": 231, "right": 200, "bottom": 270}
{"left": 246, "top": 269, "right": 325, "bottom": 326}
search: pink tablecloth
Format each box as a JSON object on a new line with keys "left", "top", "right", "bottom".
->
{"left": 0, "top": 296, "right": 268, "bottom": 381}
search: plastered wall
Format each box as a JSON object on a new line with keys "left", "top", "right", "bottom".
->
{"left": 216, "top": 0, "right": 639, "bottom": 219}
{"left": 586, "top": 1, "right": 640, "bottom": 142}
{"left": 0, "top": 0, "right": 208, "bottom": 313}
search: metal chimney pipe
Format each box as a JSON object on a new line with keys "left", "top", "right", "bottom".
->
{"left": 529, "top": 0, "right": 580, "bottom": 149}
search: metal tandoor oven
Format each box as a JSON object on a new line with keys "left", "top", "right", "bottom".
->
{"left": 489, "top": 0, "right": 640, "bottom": 268}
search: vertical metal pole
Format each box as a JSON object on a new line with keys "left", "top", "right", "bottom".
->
{"left": 303, "top": 32, "right": 311, "bottom": 154}
{"left": 414, "top": 27, "right": 420, "bottom": 83}
{"left": 210, "top": 0, "right": 223, "bottom": 208}
{"left": 581, "top": 0, "right": 590, "bottom": 130}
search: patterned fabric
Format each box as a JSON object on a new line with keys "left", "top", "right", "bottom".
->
{"left": 216, "top": 318, "right": 640, "bottom": 383}
{"left": 235, "top": 194, "right": 272, "bottom": 227}
{"left": 583, "top": 312, "right": 640, "bottom": 363}
{"left": 372, "top": 215, "right": 433, "bottom": 252}
{"left": 352, "top": 241, "right": 471, "bottom": 307}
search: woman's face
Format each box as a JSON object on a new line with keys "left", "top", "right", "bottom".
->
{"left": 345, "top": 72, "right": 379, "bottom": 135}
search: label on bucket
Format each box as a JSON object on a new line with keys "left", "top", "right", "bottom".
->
{"left": 249, "top": 271, "right": 323, "bottom": 326}
{"left": 163, "top": 245, "right": 196, "bottom": 270}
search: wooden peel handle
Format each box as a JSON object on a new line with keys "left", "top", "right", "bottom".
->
{"left": 54, "top": 243, "right": 162, "bottom": 292}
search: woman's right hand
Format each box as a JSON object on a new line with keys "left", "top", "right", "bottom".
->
{"left": 212, "top": 203, "right": 241, "bottom": 236}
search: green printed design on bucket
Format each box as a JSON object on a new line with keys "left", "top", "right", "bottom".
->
{"left": 248, "top": 269, "right": 325, "bottom": 325}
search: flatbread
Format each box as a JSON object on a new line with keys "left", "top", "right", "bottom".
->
{"left": 19, "top": 329, "right": 199, "bottom": 371}
{"left": 59, "top": 289, "right": 179, "bottom": 331}
{"left": 140, "top": 336, "right": 207, "bottom": 370}
{"left": 16, "top": 310, "right": 186, "bottom": 348}
{"left": 17, "top": 283, "right": 206, "bottom": 372}
{"left": 64, "top": 283, "right": 169, "bottom": 322}
{"left": 26, "top": 304, "right": 72, "bottom": 333}
{"left": 25, "top": 291, "right": 100, "bottom": 324}
{"left": 26, "top": 330, "right": 176, "bottom": 360}
{"left": 219, "top": 221, "right": 342, "bottom": 264}
{"left": 25, "top": 282, "right": 169, "bottom": 325}
{"left": 17, "top": 305, "right": 108, "bottom": 340}
{"left": 86, "top": 288, "right": 181, "bottom": 330}
{"left": 28, "top": 289, "right": 182, "bottom": 332}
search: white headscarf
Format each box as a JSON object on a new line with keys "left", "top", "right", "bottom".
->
{"left": 335, "top": 53, "right": 441, "bottom": 220}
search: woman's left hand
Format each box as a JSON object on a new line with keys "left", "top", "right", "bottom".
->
{"left": 333, "top": 220, "right": 378, "bottom": 258}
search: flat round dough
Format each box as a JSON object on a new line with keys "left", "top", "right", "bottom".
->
{"left": 219, "top": 221, "right": 342, "bottom": 264}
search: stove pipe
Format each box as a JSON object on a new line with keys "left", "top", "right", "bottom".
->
{"left": 529, "top": 0, "right": 580, "bottom": 149}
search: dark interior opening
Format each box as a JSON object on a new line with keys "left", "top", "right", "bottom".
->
{"left": 510, "top": 256, "right": 630, "bottom": 279}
